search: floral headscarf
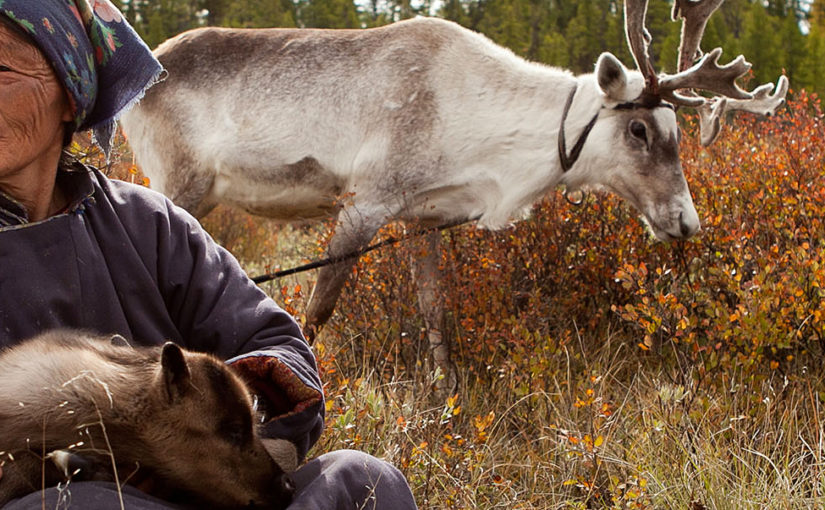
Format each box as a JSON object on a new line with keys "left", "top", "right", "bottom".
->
{"left": 0, "top": 0, "right": 162, "bottom": 155}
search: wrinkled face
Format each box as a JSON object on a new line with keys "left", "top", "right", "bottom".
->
{"left": 149, "top": 356, "right": 294, "bottom": 509}
{"left": 0, "top": 19, "right": 72, "bottom": 179}
{"left": 587, "top": 105, "right": 700, "bottom": 241}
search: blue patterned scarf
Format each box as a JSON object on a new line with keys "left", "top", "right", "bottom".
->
{"left": 0, "top": 0, "right": 162, "bottom": 155}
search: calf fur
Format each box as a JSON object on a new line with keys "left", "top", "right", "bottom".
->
{"left": 0, "top": 330, "right": 293, "bottom": 509}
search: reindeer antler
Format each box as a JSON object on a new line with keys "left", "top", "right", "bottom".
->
{"left": 624, "top": 0, "right": 658, "bottom": 93}
{"left": 671, "top": 0, "right": 725, "bottom": 72}
{"left": 696, "top": 75, "right": 789, "bottom": 145}
{"left": 623, "top": 0, "right": 788, "bottom": 145}
{"left": 659, "top": 48, "right": 752, "bottom": 105}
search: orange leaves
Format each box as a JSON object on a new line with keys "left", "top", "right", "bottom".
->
{"left": 472, "top": 411, "right": 495, "bottom": 444}
{"left": 278, "top": 283, "right": 304, "bottom": 317}
{"left": 564, "top": 433, "right": 605, "bottom": 453}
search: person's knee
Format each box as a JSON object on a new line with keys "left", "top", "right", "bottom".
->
{"left": 291, "top": 450, "right": 416, "bottom": 509}
{"left": 320, "top": 449, "right": 406, "bottom": 485}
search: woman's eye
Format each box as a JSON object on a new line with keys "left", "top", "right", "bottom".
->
{"left": 0, "top": 65, "right": 11, "bottom": 72}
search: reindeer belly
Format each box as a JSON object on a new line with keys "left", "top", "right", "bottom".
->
{"left": 213, "top": 157, "right": 345, "bottom": 222}
{"left": 401, "top": 179, "right": 502, "bottom": 225}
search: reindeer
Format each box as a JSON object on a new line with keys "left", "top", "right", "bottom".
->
{"left": 120, "top": 0, "right": 787, "bottom": 390}
{"left": 0, "top": 329, "right": 294, "bottom": 509}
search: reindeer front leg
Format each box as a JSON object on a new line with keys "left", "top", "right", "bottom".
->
{"left": 304, "top": 206, "right": 383, "bottom": 342}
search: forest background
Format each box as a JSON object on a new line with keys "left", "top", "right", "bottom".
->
{"left": 85, "top": 0, "right": 825, "bottom": 508}
{"left": 114, "top": 0, "right": 823, "bottom": 95}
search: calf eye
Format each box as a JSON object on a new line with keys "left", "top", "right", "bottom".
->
{"left": 227, "top": 429, "right": 245, "bottom": 446}
{"left": 221, "top": 420, "right": 251, "bottom": 447}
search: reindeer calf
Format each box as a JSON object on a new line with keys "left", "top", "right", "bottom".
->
{"left": 0, "top": 330, "right": 294, "bottom": 509}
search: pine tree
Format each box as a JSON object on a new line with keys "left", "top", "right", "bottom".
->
{"left": 439, "top": 0, "right": 469, "bottom": 27}
{"left": 202, "top": 0, "right": 229, "bottom": 25}
{"left": 566, "top": 0, "right": 607, "bottom": 73}
{"left": 779, "top": 5, "right": 806, "bottom": 88}
{"left": 476, "top": 0, "right": 532, "bottom": 56}
{"left": 800, "top": 0, "right": 825, "bottom": 94}
{"left": 225, "top": 0, "right": 297, "bottom": 28}
{"left": 298, "top": 0, "right": 360, "bottom": 28}
{"left": 739, "top": 1, "right": 783, "bottom": 86}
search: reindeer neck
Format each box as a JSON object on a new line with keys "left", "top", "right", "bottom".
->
{"left": 434, "top": 51, "right": 604, "bottom": 227}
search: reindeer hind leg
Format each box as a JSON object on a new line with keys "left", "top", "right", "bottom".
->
{"left": 411, "top": 230, "right": 457, "bottom": 395}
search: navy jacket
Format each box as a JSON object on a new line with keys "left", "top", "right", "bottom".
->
{"left": 0, "top": 162, "right": 323, "bottom": 460}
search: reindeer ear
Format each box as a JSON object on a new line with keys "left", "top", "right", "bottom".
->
{"left": 160, "top": 342, "right": 191, "bottom": 403}
{"left": 596, "top": 53, "right": 644, "bottom": 102}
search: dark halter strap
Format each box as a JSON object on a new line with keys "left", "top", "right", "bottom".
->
{"left": 558, "top": 86, "right": 600, "bottom": 173}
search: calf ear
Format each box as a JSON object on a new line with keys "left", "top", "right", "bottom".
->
{"left": 595, "top": 53, "right": 644, "bottom": 102}
{"left": 161, "top": 342, "right": 191, "bottom": 403}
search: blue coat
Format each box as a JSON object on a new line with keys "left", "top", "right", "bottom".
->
{"left": 0, "top": 162, "right": 324, "bottom": 460}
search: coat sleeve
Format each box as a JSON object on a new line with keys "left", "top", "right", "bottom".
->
{"left": 144, "top": 192, "right": 324, "bottom": 461}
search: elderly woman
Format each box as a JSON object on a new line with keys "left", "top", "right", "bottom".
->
{"left": 0, "top": 1, "right": 416, "bottom": 509}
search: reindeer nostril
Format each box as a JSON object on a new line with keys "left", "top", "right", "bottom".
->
{"left": 678, "top": 211, "right": 690, "bottom": 238}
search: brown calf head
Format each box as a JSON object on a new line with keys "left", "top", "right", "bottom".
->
{"left": 143, "top": 343, "right": 294, "bottom": 509}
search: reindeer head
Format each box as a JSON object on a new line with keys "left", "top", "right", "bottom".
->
{"left": 564, "top": 0, "right": 787, "bottom": 241}
{"left": 145, "top": 344, "right": 294, "bottom": 509}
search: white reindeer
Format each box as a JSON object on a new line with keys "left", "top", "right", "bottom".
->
{"left": 120, "top": 0, "right": 786, "bottom": 389}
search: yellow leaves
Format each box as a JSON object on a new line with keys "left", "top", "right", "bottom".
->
{"left": 566, "top": 433, "right": 604, "bottom": 452}
{"left": 440, "top": 394, "right": 461, "bottom": 425}
{"left": 638, "top": 336, "right": 653, "bottom": 351}
{"left": 473, "top": 412, "right": 495, "bottom": 444}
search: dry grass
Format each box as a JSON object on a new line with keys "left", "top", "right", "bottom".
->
{"left": 308, "top": 326, "right": 825, "bottom": 508}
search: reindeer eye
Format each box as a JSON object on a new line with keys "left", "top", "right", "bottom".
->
{"left": 629, "top": 119, "right": 648, "bottom": 142}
